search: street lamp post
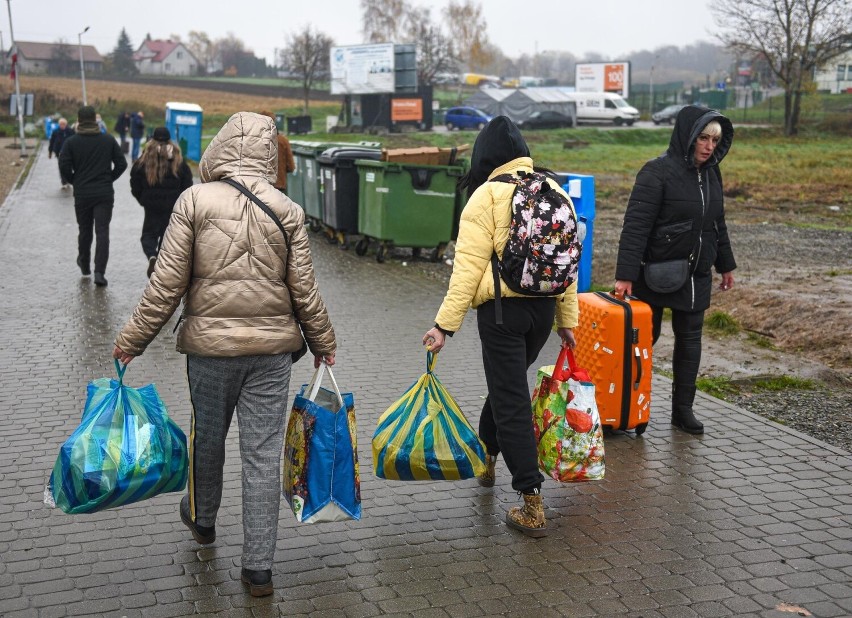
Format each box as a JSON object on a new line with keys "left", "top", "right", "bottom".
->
{"left": 78, "top": 26, "right": 89, "bottom": 106}
{"left": 648, "top": 53, "right": 660, "bottom": 116}
{"left": 5, "top": 0, "right": 26, "bottom": 157}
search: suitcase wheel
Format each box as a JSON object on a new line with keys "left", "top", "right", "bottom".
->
{"left": 635, "top": 423, "right": 648, "bottom": 436}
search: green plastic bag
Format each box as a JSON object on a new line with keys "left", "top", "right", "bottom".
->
{"left": 47, "top": 361, "right": 188, "bottom": 514}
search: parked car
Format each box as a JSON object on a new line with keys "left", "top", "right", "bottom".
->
{"left": 516, "top": 110, "right": 574, "bottom": 129}
{"left": 444, "top": 106, "right": 492, "bottom": 131}
{"left": 652, "top": 104, "right": 687, "bottom": 125}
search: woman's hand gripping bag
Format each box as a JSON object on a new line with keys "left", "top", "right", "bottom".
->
{"left": 372, "top": 352, "right": 486, "bottom": 481}
{"left": 282, "top": 363, "right": 361, "bottom": 524}
{"left": 46, "top": 361, "right": 188, "bottom": 514}
{"left": 532, "top": 346, "right": 605, "bottom": 482}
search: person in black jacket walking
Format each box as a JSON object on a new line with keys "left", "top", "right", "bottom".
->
{"left": 59, "top": 106, "right": 128, "bottom": 287}
{"left": 130, "top": 127, "right": 193, "bottom": 277}
{"left": 48, "top": 118, "right": 75, "bottom": 190}
{"left": 614, "top": 105, "right": 736, "bottom": 435}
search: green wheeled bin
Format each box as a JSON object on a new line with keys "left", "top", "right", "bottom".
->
{"left": 286, "top": 140, "right": 309, "bottom": 213}
{"left": 294, "top": 141, "right": 381, "bottom": 233}
{"left": 291, "top": 142, "right": 326, "bottom": 232}
{"left": 355, "top": 160, "right": 464, "bottom": 263}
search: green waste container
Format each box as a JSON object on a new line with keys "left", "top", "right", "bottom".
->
{"left": 293, "top": 141, "right": 381, "bottom": 232}
{"left": 355, "top": 160, "right": 464, "bottom": 263}
{"left": 286, "top": 140, "right": 311, "bottom": 214}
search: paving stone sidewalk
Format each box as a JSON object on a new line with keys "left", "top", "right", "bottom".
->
{"left": 0, "top": 142, "right": 849, "bottom": 617}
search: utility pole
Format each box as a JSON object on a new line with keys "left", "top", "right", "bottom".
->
{"left": 78, "top": 26, "right": 89, "bottom": 106}
{"left": 5, "top": 0, "right": 27, "bottom": 157}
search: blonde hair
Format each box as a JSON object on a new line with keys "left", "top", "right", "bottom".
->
{"left": 702, "top": 120, "right": 722, "bottom": 137}
{"left": 135, "top": 140, "right": 184, "bottom": 186}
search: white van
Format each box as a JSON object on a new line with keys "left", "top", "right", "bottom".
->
{"left": 566, "top": 92, "right": 640, "bottom": 126}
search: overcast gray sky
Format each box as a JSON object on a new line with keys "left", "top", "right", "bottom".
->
{"left": 8, "top": 0, "right": 718, "bottom": 65}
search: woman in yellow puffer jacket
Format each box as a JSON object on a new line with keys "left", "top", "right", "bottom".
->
{"left": 423, "top": 116, "right": 578, "bottom": 537}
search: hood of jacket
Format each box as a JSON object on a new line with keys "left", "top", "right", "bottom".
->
{"left": 199, "top": 111, "right": 278, "bottom": 184}
{"left": 667, "top": 105, "right": 734, "bottom": 170}
{"left": 467, "top": 115, "right": 530, "bottom": 192}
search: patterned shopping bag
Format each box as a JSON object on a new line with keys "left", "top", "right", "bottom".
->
{"left": 532, "top": 346, "right": 605, "bottom": 482}
{"left": 282, "top": 363, "right": 360, "bottom": 523}
{"left": 372, "top": 352, "right": 486, "bottom": 481}
{"left": 47, "top": 361, "right": 188, "bottom": 514}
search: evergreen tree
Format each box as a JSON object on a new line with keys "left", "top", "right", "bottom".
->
{"left": 110, "top": 28, "right": 138, "bottom": 76}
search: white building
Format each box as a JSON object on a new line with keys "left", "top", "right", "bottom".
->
{"left": 814, "top": 49, "right": 852, "bottom": 94}
{"left": 134, "top": 39, "right": 198, "bottom": 76}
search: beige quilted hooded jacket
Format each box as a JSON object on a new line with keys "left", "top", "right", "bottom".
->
{"left": 114, "top": 111, "right": 336, "bottom": 358}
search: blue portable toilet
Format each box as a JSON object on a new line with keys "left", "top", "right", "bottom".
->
{"left": 164, "top": 102, "right": 203, "bottom": 162}
{"left": 563, "top": 174, "right": 595, "bottom": 293}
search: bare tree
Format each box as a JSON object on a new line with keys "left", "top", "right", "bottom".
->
{"left": 49, "top": 39, "right": 75, "bottom": 76}
{"left": 712, "top": 0, "right": 852, "bottom": 135}
{"left": 444, "top": 0, "right": 492, "bottom": 71}
{"left": 361, "top": 0, "right": 408, "bottom": 43}
{"left": 186, "top": 31, "right": 216, "bottom": 74}
{"left": 282, "top": 26, "right": 333, "bottom": 112}
{"left": 216, "top": 33, "right": 248, "bottom": 76}
{"left": 403, "top": 6, "right": 457, "bottom": 84}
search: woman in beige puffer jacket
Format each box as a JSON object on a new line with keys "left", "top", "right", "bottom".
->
{"left": 113, "top": 112, "right": 335, "bottom": 596}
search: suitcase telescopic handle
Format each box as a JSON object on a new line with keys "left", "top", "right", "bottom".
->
{"left": 633, "top": 346, "right": 641, "bottom": 390}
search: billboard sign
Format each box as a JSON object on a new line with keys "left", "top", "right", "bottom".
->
{"left": 575, "top": 62, "right": 630, "bottom": 98}
{"left": 330, "top": 43, "right": 395, "bottom": 94}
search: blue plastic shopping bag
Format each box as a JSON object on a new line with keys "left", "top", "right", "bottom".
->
{"left": 372, "top": 352, "right": 486, "bottom": 481}
{"left": 47, "top": 361, "right": 188, "bottom": 514}
{"left": 282, "top": 363, "right": 361, "bottom": 523}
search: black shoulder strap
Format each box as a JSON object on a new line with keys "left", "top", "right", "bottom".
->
{"left": 221, "top": 177, "right": 290, "bottom": 250}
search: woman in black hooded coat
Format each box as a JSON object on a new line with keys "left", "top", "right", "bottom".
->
{"left": 615, "top": 105, "right": 736, "bottom": 434}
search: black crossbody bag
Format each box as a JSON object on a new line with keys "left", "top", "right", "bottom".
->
{"left": 222, "top": 177, "right": 309, "bottom": 363}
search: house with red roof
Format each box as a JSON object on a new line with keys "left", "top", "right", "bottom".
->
{"left": 134, "top": 39, "right": 199, "bottom": 76}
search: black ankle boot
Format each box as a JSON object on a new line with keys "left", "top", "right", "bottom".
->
{"left": 671, "top": 408, "right": 704, "bottom": 434}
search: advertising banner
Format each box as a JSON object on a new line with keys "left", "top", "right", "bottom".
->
{"left": 575, "top": 62, "right": 630, "bottom": 97}
{"left": 391, "top": 99, "right": 422, "bottom": 122}
{"left": 330, "top": 44, "right": 395, "bottom": 95}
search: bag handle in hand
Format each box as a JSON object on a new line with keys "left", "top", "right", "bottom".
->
{"left": 114, "top": 359, "right": 127, "bottom": 384}
{"left": 552, "top": 346, "right": 591, "bottom": 383}
{"left": 426, "top": 350, "right": 438, "bottom": 374}
{"left": 305, "top": 362, "right": 344, "bottom": 408}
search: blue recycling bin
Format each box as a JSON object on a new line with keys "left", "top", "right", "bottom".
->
{"left": 562, "top": 174, "right": 595, "bottom": 293}
{"left": 164, "top": 102, "right": 203, "bottom": 162}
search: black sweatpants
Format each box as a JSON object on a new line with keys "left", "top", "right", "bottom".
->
{"left": 477, "top": 297, "right": 556, "bottom": 494}
{"left": 74, "top": 197, "right": 114, "bottom": 275}
{"left": 650, "top": 305, "right": 705, "bottom": 411}
{"left": 140, "top": 208, "right": 172, "bottom": 259}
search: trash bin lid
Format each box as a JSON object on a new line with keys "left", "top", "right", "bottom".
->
{"left": 317, "top": 147, "right": 383, "bottom": 165}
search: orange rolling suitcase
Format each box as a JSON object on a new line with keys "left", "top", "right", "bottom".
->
{"left": 574, "top": 292, "right": 653, "bottom": 434}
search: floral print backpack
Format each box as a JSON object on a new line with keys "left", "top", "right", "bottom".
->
{"left": 489, "top": 171, "right": 582, "bottom": 322}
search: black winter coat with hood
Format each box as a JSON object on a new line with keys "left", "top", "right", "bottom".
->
{"left": 615, "top": 105, "right": 737, "bottom": 312}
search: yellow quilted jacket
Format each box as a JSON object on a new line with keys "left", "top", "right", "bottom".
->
{"left": 435, "top": 156, "right": 579, "bottom": 333}
{"left": 115, "top": 112, "right": 335, "bottom": 358}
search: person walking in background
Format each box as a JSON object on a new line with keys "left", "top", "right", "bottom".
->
{"left": 130, "top": 127, "right": 193, "bottom": 277}
{"left": 114, "top": 111, "right": 131, "bottom": 151}
{"left": 48, "top": 117, "right": 75, "bottom": 190}
{"left": 130, "top": 111, "right": 145, "bottom": 162}
{"left": 95, "top": 113, "right": 108, "bottom": 134}
{"left": 615, "top": 105, "right": 736, "bottom": 435}
{"left": 112, "top": 111, "right": 336, "bottom": 597}
{"left": 58, "top": 105, "right": 127, "bottom": 287}
{"left": 422, "top": 116, "right": 578, "bottom": 537}
{"left": 260, "top": 110, "right": 295, "bottom": 194}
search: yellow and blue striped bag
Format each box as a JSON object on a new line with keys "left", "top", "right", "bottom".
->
{"left": 372, "top": 352, "right": 486, "bottom": 481}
